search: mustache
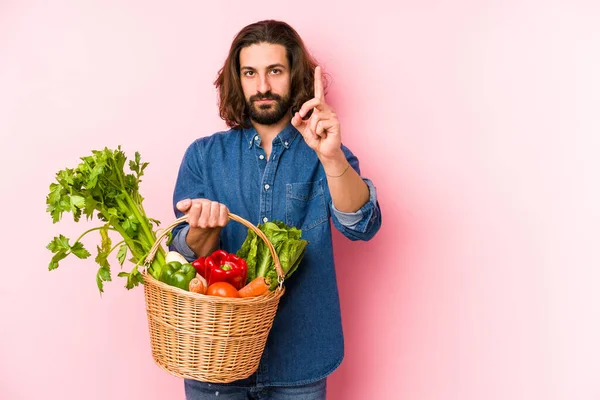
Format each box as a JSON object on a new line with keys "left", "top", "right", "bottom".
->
{"left": 249, "top": 92, "right": 282, "bottom": 102}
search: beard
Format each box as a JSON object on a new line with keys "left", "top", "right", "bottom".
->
{"left": 246, "top": 91, "right": 292, "bottom": 125}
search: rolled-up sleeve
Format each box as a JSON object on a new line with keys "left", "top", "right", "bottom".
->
{"left": 331, "top": 178, "right": 382, "bottom": 241}
{"left": 170, "top": 225, "right": 197, "bottom": 262}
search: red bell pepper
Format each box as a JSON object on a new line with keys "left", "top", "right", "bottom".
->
{"left": 192, "top": 249, "right": 248, "bottom": 290}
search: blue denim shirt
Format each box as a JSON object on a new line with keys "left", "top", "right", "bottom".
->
{"left": 170, "top": 122, "right": 382, "bottom": 386}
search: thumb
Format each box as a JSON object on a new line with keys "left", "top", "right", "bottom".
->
{"left": 176, "top": 198, "right": 192, "bottom": 212}
{"left": 291, "top": 112, "right": 303, "bottom": 129}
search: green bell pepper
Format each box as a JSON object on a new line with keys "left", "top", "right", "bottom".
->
{"left": 159, "top": 261, "right": 196, "bottom": 291}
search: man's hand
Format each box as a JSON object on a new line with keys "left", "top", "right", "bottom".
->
{"left": 177, "top": 198, "right": 229, "bottom": 229}
{"left": 176, "top": 198, "right": 229, "bottom": 257}
{"left": 291, "top": 66, "right": 343, "bottom": 161}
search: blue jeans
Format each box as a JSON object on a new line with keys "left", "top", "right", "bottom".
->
{"left": 184, "top": 378, "right": 327, "bottom": 400}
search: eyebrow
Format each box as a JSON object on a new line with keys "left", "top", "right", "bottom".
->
{"left": 240, "top": 63, "right": 287, "bottom": 71}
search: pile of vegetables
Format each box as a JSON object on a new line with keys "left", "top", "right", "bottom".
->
{"left": 46, "top": 146, "right": 308, "bottom": 297}
{"left": 161, "top": 220, "right": 309, "bottom": 298}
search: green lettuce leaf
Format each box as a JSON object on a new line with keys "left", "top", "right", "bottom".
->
{"left": 237, "top": 221, "right": 308, "bottom": 289}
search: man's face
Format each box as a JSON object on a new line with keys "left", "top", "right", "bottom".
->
{"left": 239, "top": 43, "right": 292, "bottom": 125}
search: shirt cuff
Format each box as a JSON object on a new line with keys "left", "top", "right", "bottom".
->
{"left": 331, "top": 178, "right": 378, "bottom": 230}
{"left": 170, "top": 224, "right": 197, "bottom": 261}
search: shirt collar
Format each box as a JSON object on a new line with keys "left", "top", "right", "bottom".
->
{"left": 243, "top": 121, "right": 300, "bottom": 149}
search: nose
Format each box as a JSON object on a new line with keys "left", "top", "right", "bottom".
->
{"left": 257, "top": 73, "right": 271, "bottom": 94}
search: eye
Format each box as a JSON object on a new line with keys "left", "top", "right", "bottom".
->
{"left": 270, "top": 68, "right": 282, "bottom": 75}
{"left": 243, "top": 70, "right": 255, "bottom": 77}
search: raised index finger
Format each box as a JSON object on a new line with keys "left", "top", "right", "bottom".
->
{"left": 314, "top": 66, "right": 324, "bottom": 100}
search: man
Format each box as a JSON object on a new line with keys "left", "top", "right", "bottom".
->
{"left": 171, "top": 19, "right": 382, "bottom": 400}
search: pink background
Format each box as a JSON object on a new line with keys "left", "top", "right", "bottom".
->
{"left": 1, "top": 1, "right": 600, "bottom": 399}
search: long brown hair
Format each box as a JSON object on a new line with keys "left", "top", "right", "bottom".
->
{"left": 214, "top": 20, "right": 324, "bottom": 129}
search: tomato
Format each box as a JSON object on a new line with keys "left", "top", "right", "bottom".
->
{"left": 206, "top": 281, "right": 240, "bottom": 298}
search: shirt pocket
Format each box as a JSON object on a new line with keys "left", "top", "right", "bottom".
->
{"left": 285, "top": 180, "right": 329, "bottom": 231}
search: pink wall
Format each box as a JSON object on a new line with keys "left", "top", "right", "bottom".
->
{"left": 2, "top": 1, "right": 600, "bottom": 399}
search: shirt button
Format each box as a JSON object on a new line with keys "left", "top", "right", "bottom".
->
{"left": 254, "top": 136, "right": 260, "bottom": 141}
{"left": 264, "top": 184, "right": 270, "bottom": 190}
{"left": 263, "top": 217, "right": 268, "bottom": 223}
{"left": 284, "top": 141, "right": 289, "bottom": 146}
{"left": 259, "top": 155, "right": 264, "bottom": 160}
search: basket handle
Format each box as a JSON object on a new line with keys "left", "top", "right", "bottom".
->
{"left": 144, "top": 213, "right": 285, "bottom": 286}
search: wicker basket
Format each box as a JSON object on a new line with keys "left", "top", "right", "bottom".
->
{"left": 142, "top": 213, "right": 285, "bottom": 383}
